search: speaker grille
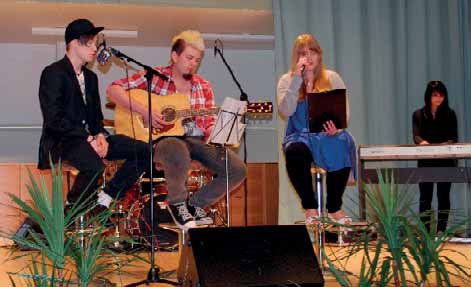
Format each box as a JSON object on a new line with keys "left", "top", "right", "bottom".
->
{"left": 189, "top": 225, "right": 324, "bottom": 287}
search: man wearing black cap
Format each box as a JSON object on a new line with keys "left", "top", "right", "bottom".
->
{"left": 38, "top": 19, "right": 149, "bottom": 210}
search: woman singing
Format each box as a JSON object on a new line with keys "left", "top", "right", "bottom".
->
{"left": 277, "top": 34, "right": 356, "bottom": 225}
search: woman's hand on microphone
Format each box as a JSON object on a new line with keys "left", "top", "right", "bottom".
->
{"left": 296, "top": 57, "right": 307, "bottom": 76}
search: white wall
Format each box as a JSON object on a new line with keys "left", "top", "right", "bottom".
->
{"left": 0, "top": 42, "right": 278, "bottom": 163}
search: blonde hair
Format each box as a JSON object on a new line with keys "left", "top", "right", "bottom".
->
{"left": 171, "top": 30, "right": 205, "bottom": 52}
{"left": 290, "top": 34, "right": 331, "bottom": 100}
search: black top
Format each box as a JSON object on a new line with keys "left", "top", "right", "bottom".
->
{"left": 37, "top": 56, "right": 108, "bottom": 169}
{"left": 412, "top": 106, "right": 458, "bottom": 145}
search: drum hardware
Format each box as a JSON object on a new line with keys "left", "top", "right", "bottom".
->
{"left": 105, "top": 168, "right": 223, "bottom": 252}
{"left": 186, "top": 169, "right": 213, "bottom": 193}
{"left": 77, "top": 214, "right": 86, "bottom": 249}
{"left": 112, "top": 224, "right": 122, "bottom": 248}
{"left": 111, "top": 204, "right": 127, "bottom": 249}
{"left": 324, "top": 222, "right": 375, "bottom": 246}
{"left": 66, "top": 214, "right": 100, "bottom": 250}
{"left": 140, "top": 177, "right": 166, "bottom": 183}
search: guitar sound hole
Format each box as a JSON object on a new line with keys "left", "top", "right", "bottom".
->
{"left": 161, "top": 107, "right": 177, "bottom": 123}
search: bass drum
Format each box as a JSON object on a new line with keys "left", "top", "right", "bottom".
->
{"left": 126, "top": 186, "right": 177, "bottom": 248}
{"left": 113, "top": 184, "right": 140, "bottom": 214}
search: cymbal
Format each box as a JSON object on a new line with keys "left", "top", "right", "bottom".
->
{"left": 105, "top": 101, "right": 116, "bottom": 110}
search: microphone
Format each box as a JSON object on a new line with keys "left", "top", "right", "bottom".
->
{"left": 97, "top": 39, "right": 112, "bottom": 65}
{"left": 301, "top": 64, "right": 305, "bottom": 73}
{"left": 214, "top": 40, "right": 218, "bottom": 57}
{"left": 97, "top": 40, "right": 169, "bottom": 81}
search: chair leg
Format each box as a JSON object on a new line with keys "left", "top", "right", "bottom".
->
{"left": 315, "top": 171, "right": 327, "bottom": 272}
{"left": 66, "top": 170, "right": 71, "bottom": 194}
{"left": 309, "top": 166, "right": 333, "bottom": 275}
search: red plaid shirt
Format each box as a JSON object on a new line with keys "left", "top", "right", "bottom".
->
{"left": 112, "top": 65, "right": 216, "bottom": 139}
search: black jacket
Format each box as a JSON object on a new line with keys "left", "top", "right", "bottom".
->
{"left": 38, "top": 56, "right": 107, "bottom": 169}
{"left": 412, "top": 106, "right": 458, "bottom": 167}
{"left": 412, "top": 107, "right": 458, "bottom": 145}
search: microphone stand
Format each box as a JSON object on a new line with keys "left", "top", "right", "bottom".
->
{"left": 110, "top": 47, "right": 177, "bottom": 286}
{"left": 214, "top": 42, "right": 249, "bottom": 226}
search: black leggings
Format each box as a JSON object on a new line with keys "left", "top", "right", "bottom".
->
{"left": 418, "top": 158, "right": 455, "bottom": 232}
{"left": 284, "top": 142, "right": 350, "bottom": 213}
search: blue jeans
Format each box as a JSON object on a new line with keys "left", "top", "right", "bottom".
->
{"left": 153, "top": 137, "right": 247, "bottom": 208}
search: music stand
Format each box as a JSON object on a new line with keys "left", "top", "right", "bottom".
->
{"left": 307, "top": 89, "right": 347, "bottom": 133}
{"left": 207, "top": 97, "right": 247, "bottom": 227}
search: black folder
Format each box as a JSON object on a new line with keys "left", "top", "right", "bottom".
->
{"left": 307, "top": 88, "right": 347, "bottom": 133}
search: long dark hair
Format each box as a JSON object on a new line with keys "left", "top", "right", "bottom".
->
{"left": 423, "top": 80, "right": 451, "bottom": 118}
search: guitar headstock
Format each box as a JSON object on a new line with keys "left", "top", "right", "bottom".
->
{"left": 246, "top": 102, "right": 273, "bottom": 120}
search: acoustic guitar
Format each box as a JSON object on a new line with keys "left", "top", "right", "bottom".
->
{"left": 114, "top": 89, "right": 272, "bottom": 142}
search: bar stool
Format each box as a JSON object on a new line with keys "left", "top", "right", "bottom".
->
{"left": 309, "top": 164, "right": 329, "bottom": 274}
{"left": 159, "top": 223, "right": 199, "bottom": 287}
{"left": 49, "top": 162, "right": 79, "bottom": 195}
{"left": 57, "top": 161, "right": 112, "bottom": 248}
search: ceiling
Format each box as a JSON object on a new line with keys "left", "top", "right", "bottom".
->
{"left": 0, "top": 2, "right": 274, "bottom": 49}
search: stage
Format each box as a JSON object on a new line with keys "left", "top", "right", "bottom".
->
{"left": 1, "top": 239, "right": 470, "bottom": 286}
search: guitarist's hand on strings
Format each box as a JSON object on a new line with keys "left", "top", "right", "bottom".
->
{"left": 142, "top": 111, "right": 174, "bottom": 133}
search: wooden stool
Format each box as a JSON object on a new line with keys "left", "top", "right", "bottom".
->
{"left": 160, "top": 223, "right": 200, "bottom": 287}
{"left": 50, "top": 163, "right": 79, "bottom": 195}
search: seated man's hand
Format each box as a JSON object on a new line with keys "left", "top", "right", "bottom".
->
{"left": 95, "top": 133, "right": 109, "bottom": 158}
{"left": 88, "top": 134, "right": 108, "bottom": 158}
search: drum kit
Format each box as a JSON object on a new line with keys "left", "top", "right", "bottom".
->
{"left": 105, "top": 166, "right": 221, "bottom": 251}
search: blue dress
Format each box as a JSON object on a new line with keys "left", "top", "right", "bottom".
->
{"left": 283, "top": 98, "right": 357, "bottom": 179}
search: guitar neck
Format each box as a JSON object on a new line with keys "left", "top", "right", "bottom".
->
{"left": 176, "top": 107, "right": 220, "bottom": 118}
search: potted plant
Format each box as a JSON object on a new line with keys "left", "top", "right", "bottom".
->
{"left": 324, "top": 170, "right": 470, "bottom": 287}
{"left": 5, "top": 162, "right": 131, "bottom": 287}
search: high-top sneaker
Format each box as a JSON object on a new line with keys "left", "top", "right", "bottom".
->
{"left": 188, "top": 204, "right": 213, "bottom": 225}
{"left": 167, "top": 201, "right": 197, "bottom": 230}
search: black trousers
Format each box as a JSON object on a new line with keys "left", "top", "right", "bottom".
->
{"left": 418, "top": 159, "right": 455, "bottom": 232}
{"left": 419, "top": 182, "right": 451, "bottom": 232}
{"left": 284, "top": 142, "right": 351, "bottom": 213}
{"left": 61, "top": 135, "right": 150, "bottom": 203}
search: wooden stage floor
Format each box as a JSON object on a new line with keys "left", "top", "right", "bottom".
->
{"left": 1, "top": 239, "right": 470, "bottom": 287}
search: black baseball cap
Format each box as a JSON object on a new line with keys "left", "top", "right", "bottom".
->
{"left": 65, "top": 18, "right": 104, "bottom": 44}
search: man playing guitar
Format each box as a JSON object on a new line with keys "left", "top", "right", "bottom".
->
{"left": 107, "top": 30, "right": 247, "bottom": 230}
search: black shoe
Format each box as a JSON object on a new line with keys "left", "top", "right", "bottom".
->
{"left": 167, "top": 202, "right": 196, "bottom": 230}
{"left": 187, "top": 204, "right": 213, "bottom": 225}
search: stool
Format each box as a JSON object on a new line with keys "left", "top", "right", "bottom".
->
{"left": 309, "top": 165, "right": 328, "bottom": 273}
{"left": 160, "top": 223, "right": 200, "bottom": 287}
{"left": 50, "top": 162, "right": 79, "bottom": 195}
